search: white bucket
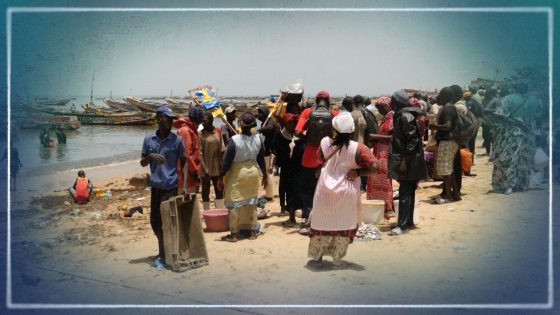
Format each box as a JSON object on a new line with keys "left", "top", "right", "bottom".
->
{"left": 394, "top": 200, "right": 420, "bottom": 225}
{"left": 360, "top": 199, "right": 385, "bottom": 224}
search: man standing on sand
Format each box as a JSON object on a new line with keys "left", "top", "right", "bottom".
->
{"left": 140, "top": 106, "right": 186, "bottom": 269}
{"left": 387, "top": 90, "right": 427, "bottom": 236}
{"left": 293, "top": 90, "right": 338, "bottom": 235}
{"left": 352, "top": 95, "right": 370, "bottom": 191}
{"left": 221, "top": 105, "right": 238, "bottom": 146}
{"left": 199, "top": 111, "right": 225, "bottom": 210}
{"left": 174, "top": 107, "right": 204, "bottom": 195}
{"left": 257, "top": 104, "right": 277, "bottom": 201}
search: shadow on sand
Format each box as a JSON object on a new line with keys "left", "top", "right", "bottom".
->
{"left": 128, "top": 256, "right": 156, "bottom": 266}
{"left": 304, "top": 260, "right": 366, "bottom": 272}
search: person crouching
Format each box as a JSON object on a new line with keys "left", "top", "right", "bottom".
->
{"left": 69, "top": 170, "right": 93, "bottom": 204}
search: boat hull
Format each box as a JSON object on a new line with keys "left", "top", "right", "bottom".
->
{"left": 104, "top": 98, "right": 138, "bottom": 111}
{"left": 123, "top": 97, "right": 161, "bottom": 112}
{"left": 77, "top": 115, "right": 156, "bottom": 125}
{"left": 22, "top": 103, "right": 156, "bottom": 126}
{"left": 35, "top": 98, "right": 74, "bottom": 106}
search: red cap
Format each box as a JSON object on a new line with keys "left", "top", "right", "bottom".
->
{"left": 316, "top": 90, "right": 330, "bottom": 99}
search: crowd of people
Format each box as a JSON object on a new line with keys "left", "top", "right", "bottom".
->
{"left": 137, "top": 77, "right": 550, "bottom": 269}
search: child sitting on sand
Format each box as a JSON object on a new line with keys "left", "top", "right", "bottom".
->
{"left": 69, "top": 170, "right": 93, "bottom": 204}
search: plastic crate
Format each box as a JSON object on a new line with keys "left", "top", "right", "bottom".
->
{"left": 160, "top": 195, "right": 209, "bottom": 272}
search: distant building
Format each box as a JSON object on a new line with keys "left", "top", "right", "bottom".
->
{"left": 403, "top": 89, "right": 438, "bottom": 98}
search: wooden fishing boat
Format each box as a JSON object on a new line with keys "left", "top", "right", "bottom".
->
{"left": 22, "top": 103, "right": 156, "bottom": 126}
{"left": 123, "top": 96, "right": 162, "bottom": 113}
{"left": 81, "top": 103, "right": 125, "bottom": 114}
{"left": 165, "top": 97, "right": 190, "bottom": 106}
{"left": 103, "top": 97, "right": 138, "bottom": 112}
{"left": 76, "top": 112, "right": 157, "bottom": 125}
{"left": 35, "top": 97, "right": 75, "bottom": 106}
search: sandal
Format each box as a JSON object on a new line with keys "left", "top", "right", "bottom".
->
{"left": 432, "top": 196, "right": 451, "bottom": 205}
{"left": 220, "top": 234, "right": 238, "bottom": 243}
{"left": 429, "top": 193, "right": 447, "bottom": 200}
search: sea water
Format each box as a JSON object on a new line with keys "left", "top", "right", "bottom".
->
{"left": 5, "top": 96, "right": 247, "bottom": 196}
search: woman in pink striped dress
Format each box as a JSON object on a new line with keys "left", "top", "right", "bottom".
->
{"left": 308, "top": 109, "right": 378, "bottom": 269}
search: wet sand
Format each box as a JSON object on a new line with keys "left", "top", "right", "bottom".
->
{"left": 5, "top": 144, "right": 556, "bottom": 314}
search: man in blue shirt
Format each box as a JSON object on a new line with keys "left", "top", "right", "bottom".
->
{"left": 141, "top": 106, "right": 186, "bottom": 269}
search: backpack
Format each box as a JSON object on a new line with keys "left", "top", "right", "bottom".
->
{"left": 306, "top": 105, "right": 333, "bottom": 146}
{"left": 453, "top": 109, "right": 479, "bottom": 145}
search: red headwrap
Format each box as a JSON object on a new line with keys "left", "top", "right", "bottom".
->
{"left": 375, "top": 96, "right": 392, "bottom": 113}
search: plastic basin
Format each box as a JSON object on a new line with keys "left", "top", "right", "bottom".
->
{"left": 361, "top": 199, "right": 385, "bottom": 224}
{"left": 202, "top": 208, "right": 229, "bottom": 232}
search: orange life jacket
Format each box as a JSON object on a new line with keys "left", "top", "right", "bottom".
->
{"left": 75, "top": 177, "right": 89, "bottom": 201}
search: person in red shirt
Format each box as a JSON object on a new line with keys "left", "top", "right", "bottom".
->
{"left": 69, "top": 170, "right": 93, "bottom": 204}
{"left": 291, "top": 90, "right": 338, "bottom": 234}
{"left": 174, "top": 107, "right": 204, "bottom": 194}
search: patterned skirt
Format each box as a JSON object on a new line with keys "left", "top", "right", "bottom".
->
{"left": 436, "top": 140, "right": 459, "bottom": 176}
{"left": 491, "top": 124, "right": 535, "bottom": 192}
{"left": 307, "top": 228, "right": 357, "bottom": 263}
{"left": 308, "top": 235, "right": 351, "bottom": 263}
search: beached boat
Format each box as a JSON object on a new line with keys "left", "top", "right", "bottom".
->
{"left": 164, "top": 98, "right": 190, "bottom": 114}
{"left": 22, "top": 103, "right": 157, "bottom": 126}
{"left": 165, "top": 97, "right": 190, "bottom": 106}
{"left": 35, "top": 97, "right": 75, "bottom": 106}
{"left": 77, "top": 112, "right": 157, "bottom": 125}
{"left": 123, "top": 96, "right": 163, "bottom": 113}
{"left": 103, "top": 97, "right": 138, "bottom": 112}
{"left": 81, "top": 103, "right": 126, "bottom": 114}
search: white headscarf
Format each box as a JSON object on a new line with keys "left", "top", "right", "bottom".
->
{"left": 332, "top": 112, "right": 355, "bottom": 133}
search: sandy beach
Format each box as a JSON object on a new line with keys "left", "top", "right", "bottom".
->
{"left": 5, "top": 142, "right": 556, "bottom": 313}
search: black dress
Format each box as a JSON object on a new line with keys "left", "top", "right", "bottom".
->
{"left": 271, "top": 129, "right": 304, "bottom": 210}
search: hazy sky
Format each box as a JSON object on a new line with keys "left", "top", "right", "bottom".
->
{"left": 9, "top": 8, "right": 549, "bottom": 97}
